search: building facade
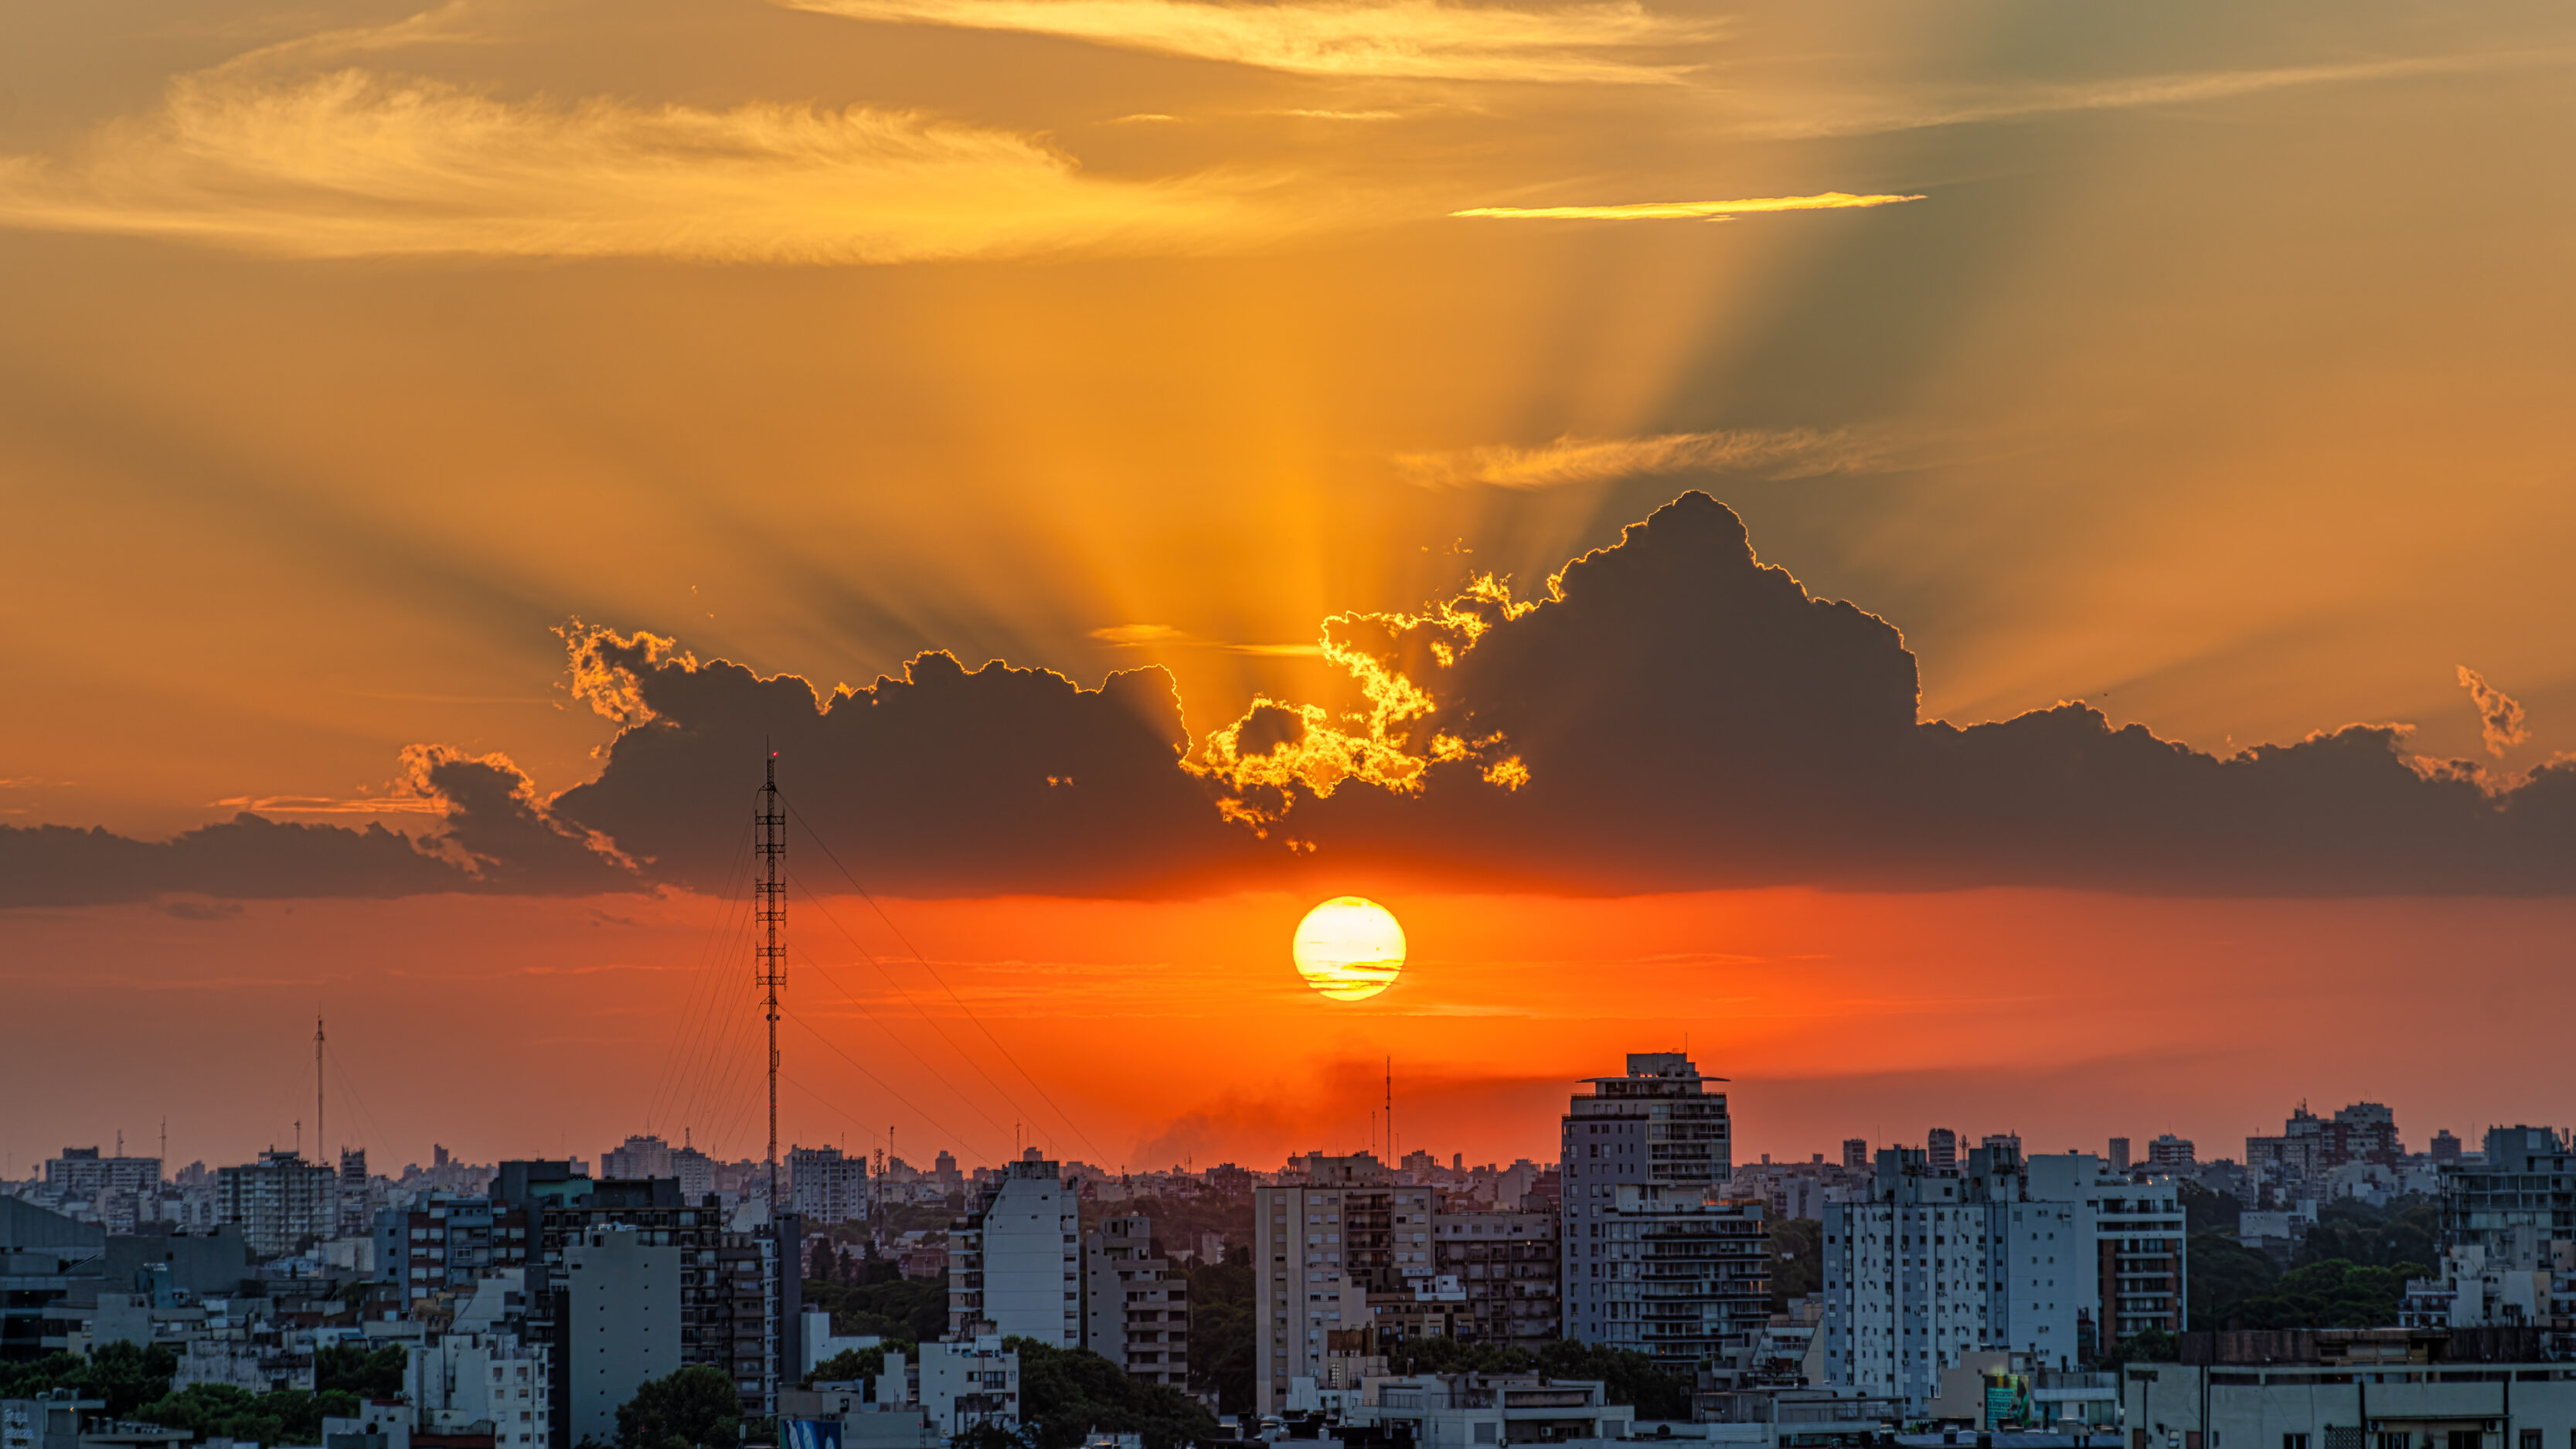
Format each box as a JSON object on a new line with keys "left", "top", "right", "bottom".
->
{"left": 1430, "top": 1206, "right": 1559, "bottom": 1355}
{"left": 948, "top": 1157, "right": 1078, "bottom": 1345}
{"left": 1821, "top": 1145, "right": 2185, "bottom": 1411}
{"left": 1251, "top": 1154, "right": 1439, "bottom": 1413}
{"left": 788, "top": 1147, "right": 869, "bottom": 1227}
{"left": 374, "top": 1195, "right": 535, "bottom": 1310}
{"left": 1081, "top": 1216, "right": 1189, "bottom": 1386}
{"left": 1560, "top": 1053, "right": 1733, "bottom": 1349}
{"left": 215, "top": 1151, "right": 335, "bottom": 1257}
{"left": 564, "top": 1225, "right": 680, "bottom": 1448}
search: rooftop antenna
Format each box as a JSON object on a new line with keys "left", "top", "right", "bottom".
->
{"left": 315, "top": 1012, "right": 326, "bottom": 1159}
{"left": 1386, "top": 1056, "right": 1393, "bottom": 1166}
{"left": 757, "top": 747, "right": 787, "bottom": 1211}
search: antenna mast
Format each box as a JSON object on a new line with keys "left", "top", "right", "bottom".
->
{"left": 315, "top": 1015, "right": 325, "bottom": 1162}
{"left": 757, "top": 750, "right": 787, "bottom": 1210}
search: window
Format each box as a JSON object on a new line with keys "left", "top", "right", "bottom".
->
{"left": 2285, "top": 1437, "right": 2309, "bottom": 1449}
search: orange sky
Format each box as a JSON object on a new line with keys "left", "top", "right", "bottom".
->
{"left": 6, "top": 885, "right": 2573, "bottom": 1174}
{"left": 6, "top": 0, "right": 2576, "bottom": 1174}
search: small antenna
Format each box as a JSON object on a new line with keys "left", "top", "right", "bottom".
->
{"left": 315, "top": 1012, "right": 326, "bottom": 1159}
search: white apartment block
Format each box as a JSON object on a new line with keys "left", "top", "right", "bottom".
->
{"left": 408, "top": 1333, "right": 552, "bottom": 1449}
{"left": 948, "top": 1156, "right": 1078, "bottom": 1345}
{"left": 565, "top": 1224, "right": 681, "bottom": 1447}
{"left": 1560, "top": 1053, "right": 1733, "bottom": 1350}
{"left": 1822, "top": 1145, "right": 2184, "bottom": 1411}
{"left": 789, "top": 1146, "right": 869, "bottom": 1226}
{"left": 1253, "top": 1155, "right": 1438, "bottom": 1413}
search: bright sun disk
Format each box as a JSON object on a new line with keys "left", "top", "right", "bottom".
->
{"left": 1292, "top": 896, "right": 1405, "bottom": 1001}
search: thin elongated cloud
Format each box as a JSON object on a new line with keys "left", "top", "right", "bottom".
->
{"left": 0, "top": 70, "right": 1276, "bottom": 263}
{"left": 781, "top": 0, "right": 1712, "bottom": 83}
{"left": 1750, "top": 53, "right": 2568, "bottom": 140}
{"left": 1450, "top": 191, "right": 1924, "bottom": 219}
{"left": 1394, "top": 427, "right": 1894, "bottom": 488}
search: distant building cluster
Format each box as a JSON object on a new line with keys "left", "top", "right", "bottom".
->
{"left": 9, "top": 1079, "right": 2574, "bottom": 1449}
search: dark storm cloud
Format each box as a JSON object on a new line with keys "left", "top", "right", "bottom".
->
{"left": 0, "top": 750, "right": 636, "bottom": 909}
{"left": 1263, "top": 492, "right": 2576, "bottom": 894}
{"left": 8, "top": 491, "right": 2573, "bottom": 905}
{"left": 544, "top": 637, "right": 1263, "bottom": 896}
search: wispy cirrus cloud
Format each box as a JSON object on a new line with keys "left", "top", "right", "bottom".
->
{"left": 1749, "top": 53, "right": 2570, "bottom": 139}
{"left": 0, "top": 69, "right": 1280, "bottom": 263}
{"left": 1393, "top": 427, "right": 1895, "bottom": 488}
{"left": 781, "top": 0, "right": 1713, "bottom": 83}
{"left": 1091, "top": 624, "right": 1323, "bottom": 656}
{"left": 1451, "top": 190, "right": 1923, "bottom": 219}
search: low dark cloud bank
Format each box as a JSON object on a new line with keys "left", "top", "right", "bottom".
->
{"left": 8, "top": 492, "right": 2571, "bottom": 906}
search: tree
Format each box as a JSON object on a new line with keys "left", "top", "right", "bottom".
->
{"left": 2299, "top": 1199, "right": 2440, "bottom": 1274}
{"left": 2176, "top": 1182, "right": 2242, "bottom": 1236}
{"left": 134, "top": 1383, "right": 359, "bottom": 1446}
{"left": 614, "top": 1366, "right": 746, "bottom": 1449}
{"left": 806, "top": 1345, "right": 902, "bottom": 1390}
{"left": 2187, "top": 1230, "right": 2281, "bottom": 1331}
{"left": 317, "top": 1343, "right": 410, "bottom": 1400}
{"left": 1006, "top": 1338, "right": 1219, "bottom": 1449}
{"left": 2223, "top": 1259, "right": 2427, "bottom": 1331}
{"left": 2099, "top": 1329, "right": 2180, "bottom": 1371}
{"left": 0, "top": 1342, "right": 180, "bottom": 1419}
{"left": 804, "top": 1274, "right": 949, "bottom": 1343}
{"left": 1768, "top": 1219, "right": 1822, "bottom": 1311}
{"left": 1185, "top": 1252, "right": 1254, "bottom": 1413}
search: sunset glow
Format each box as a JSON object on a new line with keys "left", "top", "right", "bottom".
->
{"left": 1291, "top": 896, "right": 1408, "bottom": 1001}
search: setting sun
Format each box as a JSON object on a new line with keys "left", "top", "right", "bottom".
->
{"left": 1291, "top": 896, "right": 1407, "bottom": 1001}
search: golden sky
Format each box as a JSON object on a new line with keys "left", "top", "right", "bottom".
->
{"left": 5, "top": 0, "right": 2575, "bottom": 1169}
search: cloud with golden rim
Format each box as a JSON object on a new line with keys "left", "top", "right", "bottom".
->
{"left": 781, "top": 0, "right": 1713, "bottom": 83}
{"left": 1395, "top": 427, "right": 1895, "bottom": 488}
{"left": 0, "top": 70, "right": 1279, "bottom": 263}
{"left": 1450, "top": 191, "right": 1924, "bottom": 219}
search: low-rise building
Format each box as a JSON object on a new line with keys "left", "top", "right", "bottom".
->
{"left": 1356, "top": 1373, "right": 1636, "bottom": 1448}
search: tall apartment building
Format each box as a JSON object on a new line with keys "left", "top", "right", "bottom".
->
{"left": 1591, "top": 1187, "right": 1766, "bottom": 1369}
{"left": 1252, "top": 1154, "right": 1439, "bottom": 1413}
{"left": 2107, "top": 1138, "right": 2131, "bottom": 1173}
{"left": 789, "top": 1145, "right": 869, "bottom": 1226}
{"left": 1431, "top": 1206, "right": 1559, "bottom": 1355}
{"left": 600, "top": 1136, "right": 674, "bottom": 1180}
{"left": 44, "top": 1148, "right": 162, "bottom": 1199}
{"left": 1927, "top": 1131, "right": 1958, "bottom": 1174}
{"left": 375, "top": 1194, "right": 535, "bottom": 1309}
{"left": 1843, "top": 1141, "right": 1869, "bottom": 1170}
{"left": 2245, "top": 1102, "right": 2401, "bottom": 1182}
{"left": 338, "top": 1149, "right": 373, "bottom": 1240}
{"left": 1820, "top": 1145, "right": 2184, "bottom": 1410}
{"left": 2146, "top": 1135, "right": 2194, "bottom": 1170}
{"left": 564, "top": 1225, "right": 679, "bottom": 1447}
{"left": 1560, "top": 1053, "right": 1733, "bottom": 1349}
{"left": 1082, "top": 1216, "right": 1189, "bottom": 1386}
{"left": 2442, "top": 1125, "right": 2575, "bottom": 1250}
{"left": 948, "top": 1156, "right": 1078, "bottom": 1345}
{"left": 216, "top": 1150, "right": 336, "bottom": 1257}
{"left": 530, "top": 1176, "right": 798, "bottom": 1447}
{"left": 410, "top": 1328, "right": 553, "bottom": 1449}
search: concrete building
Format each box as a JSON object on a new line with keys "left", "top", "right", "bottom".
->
{"left": 338, "top": 1150, "right": 373, "bottom": 1241}
{"left": 408, "top": 1330, "right": 551, "bottom": 1449}
{"left": 1560, "top": 1053, "right": 1733, "bottom": 1349}
{"left": 1928, "top": 1131, "right": 1958, "bottom": 1175}
{"left": 1843, "top": 1141, "right": 1869, "bottom": 1171}
{"left": 563, "top": 1225, "right": 679, "bottom": 1449}
{"left": 1080, "top": 1216, "right": 1189, "bottom": 1386}
{"left": 1430, "top": 1206, "right": 1559, "bottom": 1355}
{"left": 600, "top": 1137, "right": 674, "bottom": 1182}
{"left": 1252, "top": 1153, "right": 1438, "bottom": 1413}
{"left": 2123, "top": 1351, "right": 2576, "bottom": 1449}
{"left": 216, "top": 1151, "right": 335, "bottom": 1257}
{"left": 43, "top": 1150, "right": 162, "bottom": 1201}
{"left": 2108, "top": 1139, "right": 2131, "bottom": 1174}
{"left": 2148, "top": 1135, "right": 2196, "bottom": 1171}
{"left": 789, "top": 1147, "right": 869, "bottom": 1227}
{"left": 948, "top": 1156, "right": 1077, "bottom": 1345}
{"left": 1355, "top": 1373, "right": 1636, "bottom": 1448}
{"left": 1820, "top": 1145, "right": 2185, "bottom": 1411}
{"left": 2247, "top": 1103, "right": 2401, "bottom": 1187}
{"left": 917, "top": 1340, "right": 1020, "bottom": 1436}
{"left": 531, "top": 1175, "right": 797, "bottom": 1447}
{"left": 374, "top": 1195, "right": 534, "bottom": 1310}
{"left": 1586, "top": 1185, "right": 1768, "bottom": 1370}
